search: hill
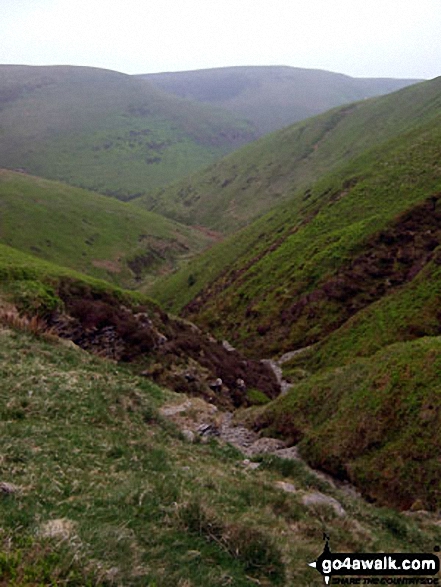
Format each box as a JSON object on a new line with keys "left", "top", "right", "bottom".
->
{"left": 133, "top": 76, "right": 437, "bottom": 233}
{"left": 140, "top": 66, "right": 420, "bottom": 136}
{"left": 1, "top": 248, "right": 441, "bottom": 583}
{"left": 0, "top": 243, "right": 278, "bottom": 406}
{"left": 3, "top": 322, "right": 441, "bottom": 584}
{"left": 146, "top": 76, "right": 441, "bottom": 509}
{"left": 149, "top": 76, "right": 441, "bottom": 323}
{"left": 0, "top": 65, "right": 256, "bottom": 199}
{"left": 0, "top": 169, "right": 214, "bottom": 290}
{"left": 246, "top": 335, "right": 441, "bottom": 511}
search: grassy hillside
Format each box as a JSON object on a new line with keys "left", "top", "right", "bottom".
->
{"left": 149, "top": 77, "right": 441, "bottom": 356}
{"left": 0, "top": 169, "right": 215, "bottom": 290}
{"left": 248, "top": 336, "right": 441, "bottom": 511}
{"left": 3, "top": 242, "right": 441, "bottom": 584}
{"left": 0, "top": 65, "right": 256, "bottom": 199}
{"left": 0, "top": 242, "right": 279, "bottom": 406}
{"left": 140, "top": 66, "right": 420, "bottom": 136}
{"left": 134, "top": 77, "right": 440, "bottom": 233}
{"left": 146, "top": 75, "right": 441, "bottom": 511}
{"left": 3, "top": 326, "right": 441, "bottom": 585}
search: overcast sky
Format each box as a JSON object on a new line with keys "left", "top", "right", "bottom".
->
{"left": 1, "top": 0, "right": 440, "bottom": 79}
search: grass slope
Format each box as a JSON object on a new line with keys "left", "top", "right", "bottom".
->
{"left": 0, "top": 169, "right": 212, "bottom": 290}
{"left": 140, "top": 66, "right": 420, "bottom": 136}
{"left": 134, "top": 76, "right": 440, "bottom": 233}
{"left": 149, "top": 76, "right": 441, "bottom": 357}
{"left": 0, "top": 242, "right": 279, "bottom": 407}
{"left": 2, "top": 325, "right": 441, "bottom": 585}
{"left": 0, "top": 65, "right": 256, "bottom": 199}
{"left": 145, "top": 76, "right": 441, "bottom": 510}
{"left": 250, "top": 336, "right": 441, "bottom": 511}
{"left": 2, "top": 244, "right": 439, "bottom": 584}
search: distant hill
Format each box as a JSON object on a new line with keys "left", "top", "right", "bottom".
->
{"left": 0, "top": 169, "right": 214, "bottom": 289}
{"left": 139, "top": 66, "right": 421, "bottom": 135}
{"left": 133, "top": 77, "right": 433, "bottom": 233}
{"left": 0, "top": 65, "right": 256, "bottom": 199}
{"left": 0, "top": 64, "right": 420, "bottom": 203}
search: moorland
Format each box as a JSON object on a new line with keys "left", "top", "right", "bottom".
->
{"left": 1, "top": 63, "right": 441, "bottom": 586}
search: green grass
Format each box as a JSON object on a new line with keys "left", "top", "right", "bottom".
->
{"left": 0, "top": 170, "right": 212, "bottom": 290}
{"left": 0, "top": 240, "right": 156, "bottom": 321}
{"left": 291, "top": 257, "right": 441, "bottom": 376}
{"left": 249, "top": 336, "right": 441, "bottom": 511}
{"left": 134, "top": 77, "right": 441, "bottom": 233}
{"left": 0, "top": 65, "right": 256, "bottom": 199}
{"left": 1, "top": 325, "right": 441, "bottom": 585}
{"left": 144, "top": 76, "right": 441, "bottom": 513}
{"left": 149, "top": 78, "right": 441, "bottom": 357}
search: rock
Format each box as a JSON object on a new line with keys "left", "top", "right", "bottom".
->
{"left": 160, "top": 400, "right": 192, "bottom": 417}
{"left": 182, "top": 429, "right": 195, "bottom": 443}
{"left": 242, "top": 459, "right": 261, "bottom": 470}
{"left": 275, "top": 481, "right": 297, "bottom": 493}
{"left": 222, "top": 340, "right": 236, "bottom": 352}
{"left": 197, "top": 423, "right": 220, "bottom": 437}
{"left": 247, "top": 437, "right": 286, "bottom": 455}
{"left": 301, "top": 491, "right": 346, "bottom": 517}
{"left": 0, "top": 481, "right": 21, "bottom": 495}
{"left": 40, "top": 518, "right": 76, "bottom": 540}
{"left": 274, "top": 446, "right": 301, "bottom": 460}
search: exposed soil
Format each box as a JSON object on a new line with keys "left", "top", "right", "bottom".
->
{"left": 91, "top": 259, "right": 122, "bottom": 274}
{"left": 128, "top": 237, "right": 189, "bottom": 281}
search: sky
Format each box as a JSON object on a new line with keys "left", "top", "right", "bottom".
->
{"left": 1, "top": 0, "right": 440, "bottom": 79}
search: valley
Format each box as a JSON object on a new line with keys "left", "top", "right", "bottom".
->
{"left": 1, "top": 63, "right": 441, "bottom": 585}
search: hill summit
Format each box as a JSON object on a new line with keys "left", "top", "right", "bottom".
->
{"left": 140, "top": 65, "right": 421, "bottom": 135}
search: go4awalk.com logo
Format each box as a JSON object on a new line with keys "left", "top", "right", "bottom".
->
{"left": 308, "top": 534, "right": 440, "bottom": 585}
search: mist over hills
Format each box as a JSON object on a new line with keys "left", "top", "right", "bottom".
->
{"left": 0, "top": 64, "right": 256, "bottom": 199}
{"left": 140, "top": 66, "right": 421, "bottom": 135}
{"left": 134, "top": 76, "right": 437, "bottom": 233}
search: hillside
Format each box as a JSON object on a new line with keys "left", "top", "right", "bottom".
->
{"left": 3, "top": 63, "right": 441, "bottom": 579}
{"left": 0, "top": 65, "right": 256, "bottom": 199}
{"left": 149, "top": 76, "right": 441, "bottom": 327}
{"left": 134, "top": 76, "right": 438, "bottom": 233}
{"left": 3, "top": 324, "right": 441, "bottom": 585}
{"left": 0, "top": 242, "right": 280, "bottom": 405}
{"left": 146, "top": 75, "right": 441, "bottom": 510}
{"left": 247, "top": 335, "right": 441, "bottom": 511}
{"left": 0, "top": 247, "right": 441, "bottom": 583}
{"left": 0, "top": 169, "right": 214, "bottom": 290}
{"left": 140, "top": 66, "right": 420, "bottom": 136}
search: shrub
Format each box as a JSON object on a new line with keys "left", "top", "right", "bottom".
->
{"left": 246, "top": 388, "right": 271, "bottom": 406}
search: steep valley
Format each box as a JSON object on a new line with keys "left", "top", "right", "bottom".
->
{"left": 2, "top": 67, "right": 441, "bottom": 586}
